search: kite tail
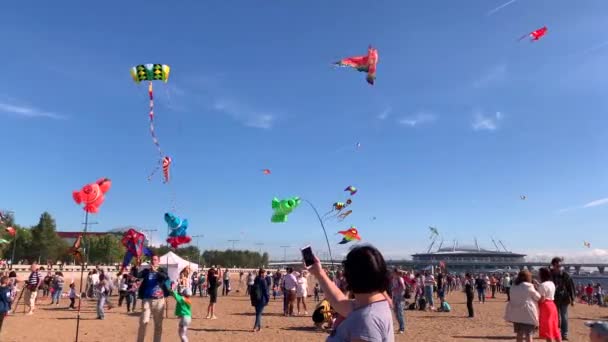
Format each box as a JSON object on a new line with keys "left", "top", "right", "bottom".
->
{"left": 148, "top": 82, "right": 163, "bottom": 159}
{"left": 517, "top": 34, "right": 528, "bottom": 42}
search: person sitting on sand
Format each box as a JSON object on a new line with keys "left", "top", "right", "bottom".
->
{"left": 312, "top": 299, "right": 334, "bottom": 330}
{"left": 437, "top": 298, "right": 451, "bottom": 312}
{"left": 308, "top": 244, "right": 394, "bottom": 341}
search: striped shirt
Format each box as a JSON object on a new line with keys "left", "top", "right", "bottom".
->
{"left": 27, "top": 271, "right": 40, "bottom": 287}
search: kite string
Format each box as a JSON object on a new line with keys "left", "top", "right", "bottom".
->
{"left": 303, "top": 199, "right": 334, "bottom": 268}
{"left": 149, "top": 81, "right": 163, "bottom": 159}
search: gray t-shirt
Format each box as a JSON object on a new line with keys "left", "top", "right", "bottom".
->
{"left": 327, "top": 300, "right": 394, "bottom": 342}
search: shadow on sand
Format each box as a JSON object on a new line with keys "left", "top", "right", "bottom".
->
{"left": 452, "top": 336, "right": 513, "bottom": 340}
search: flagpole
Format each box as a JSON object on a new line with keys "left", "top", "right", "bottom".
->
{"left": 75, "top": 210, "right": 89, "bottom": 342}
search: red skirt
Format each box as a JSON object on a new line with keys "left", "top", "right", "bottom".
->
{"left": 539, "top": 299, "right": 561, "bottom": 340}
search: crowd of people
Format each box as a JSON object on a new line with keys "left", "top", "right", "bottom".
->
{"left": 0, "top": 252, "right": 607, "bottom": 341}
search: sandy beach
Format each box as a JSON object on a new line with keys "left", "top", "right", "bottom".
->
{"left": 2, "top": 273, "right": 607, "bottom": 342}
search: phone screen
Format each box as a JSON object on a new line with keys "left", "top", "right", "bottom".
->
{"left": 301, "top": 245, "right": 315, "bottom": 267}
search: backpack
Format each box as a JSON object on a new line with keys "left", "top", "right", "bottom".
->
{"left": 418, "top": 297, "right": 427, "bottom": 310}
{"left": 553, "top": 271, "right": 570, "bottom": 303}
{"left": 404, "top": 287, "right": 412, "bottom": 299}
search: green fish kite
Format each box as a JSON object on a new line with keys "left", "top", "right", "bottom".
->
{"left": 271, "top": 196, "right": 301, "bottom": 223}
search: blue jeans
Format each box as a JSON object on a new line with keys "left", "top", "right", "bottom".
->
{"left": 97, "top": 293, "right": 107, "bottom": 319}
{"left": 52, "top": 287, "right": 63, "bottom": 304}
{"left": 392, "top": 295, "right": 405, "bottom": 332}
{"left": 557, "top": 303, "right": 569, "bottom": 338}
{"left": 424, "top": 286, "right": 434, "bottom": 307}
{"left": 477, "top": 289, "right": 486, "bottom": 303}
{"left": 126, "top": 292, "right": 136, "bottom": 312}
{"left": 254, "top": 303, "right": 265, "bottom": 329}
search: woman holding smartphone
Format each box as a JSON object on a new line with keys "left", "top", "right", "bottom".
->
{"left": 306, "top": 245, "right": 394, "bottom": 341}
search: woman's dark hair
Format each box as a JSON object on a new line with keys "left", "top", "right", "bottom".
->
{"left": 342, "top": 245, "right": 389, "bottom": 294}
{"left": 514, "top": 270, "right": 532, "bottom": 285}
{"left": 465, "top": 273, "right": 472, "bottom": 279}
{"left": 539, "top": 267, "right": 551, "bottom": 282}
{"left": 258, "top": 268, "right": 265, "bottom": 276}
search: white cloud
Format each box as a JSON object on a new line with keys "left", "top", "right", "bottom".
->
{"left": 473, "top": 64, "right": 507, "bottom": 88}
{"left": 0, "top": 102, "right": 65, "bottom": 120}
{"left": 377, "top": 107, "right": 392, "bottom": 120}
{"left": 398, "top": 112, "right": 437, "bottom": 127}
{"left": 213, "top": 99, "right": 275, "bottom": 129}
{"left": 472, "top": 110, "right": 503, "bottom": 131}
{"left": 557, "top": 197, "right": 608, "bottom": 214}
{"left": 583, "top": 197, "right": 608, "bottom": 208}
{"left": 527, "top": 249, "right": 608, "bottom": 263}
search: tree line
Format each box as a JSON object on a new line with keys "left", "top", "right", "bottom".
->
{"left": 0, "top": 211, "right": 269, "bottom": 268}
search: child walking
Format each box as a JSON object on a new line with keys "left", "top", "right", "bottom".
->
{"left": 0, "top": 276, "right": 12, "bottom": 335}
{"left": 68, "top": 283, "right": 77, "bottom": 309}
{"left": 173, "top": 287, "right": 192, "bottom": 342}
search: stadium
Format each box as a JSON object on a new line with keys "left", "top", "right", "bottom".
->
{"left": 411, "top": 239, "right": 526, "bottom": 272}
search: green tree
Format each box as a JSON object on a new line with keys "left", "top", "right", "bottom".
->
{"left": 87, "top": 234, "right": 123, "bottom": 265}
{"left": 10, "top": 226, "right": 33, "bottom": 263}
{"left": 202, "top": 249, "right": 267, "bottom": 268}
{"left": 30, "top": 212, "right": 67, "bottom": 263}
{"left": 148, "top": 245, "right": 205, "bottom": 265}
{"left": 0, "top": 215, "right": 32, "bottom": 264}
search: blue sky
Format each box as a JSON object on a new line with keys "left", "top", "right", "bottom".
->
{"left": 2, "top": 0, "right": 608, "bottom": 261}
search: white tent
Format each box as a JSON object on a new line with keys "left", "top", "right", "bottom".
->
{"left": 159, "top": 251, "right": 199, "bottom": 282}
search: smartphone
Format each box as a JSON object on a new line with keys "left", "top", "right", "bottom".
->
{"left": 301, "top": 245, "right": 315, "bottom": 267}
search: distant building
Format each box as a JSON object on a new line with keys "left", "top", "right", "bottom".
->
{"left": 56, "top": 231, "right": 113, "bottom": 245}
{"left": 411, "top": 240, "right": 526, "bottom": 272}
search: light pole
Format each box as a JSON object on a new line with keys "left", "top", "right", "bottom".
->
{"left": 227, "top": 239, "right": 239, "bottom": 250}
{"left": 280, "top": 245, "right": 291, "bottom": 263}
{"left": 141, "top": 229, "right": 158, "bottom": 247}
{"left": 192, "top": 234, "right": 203, "bottom": 265}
